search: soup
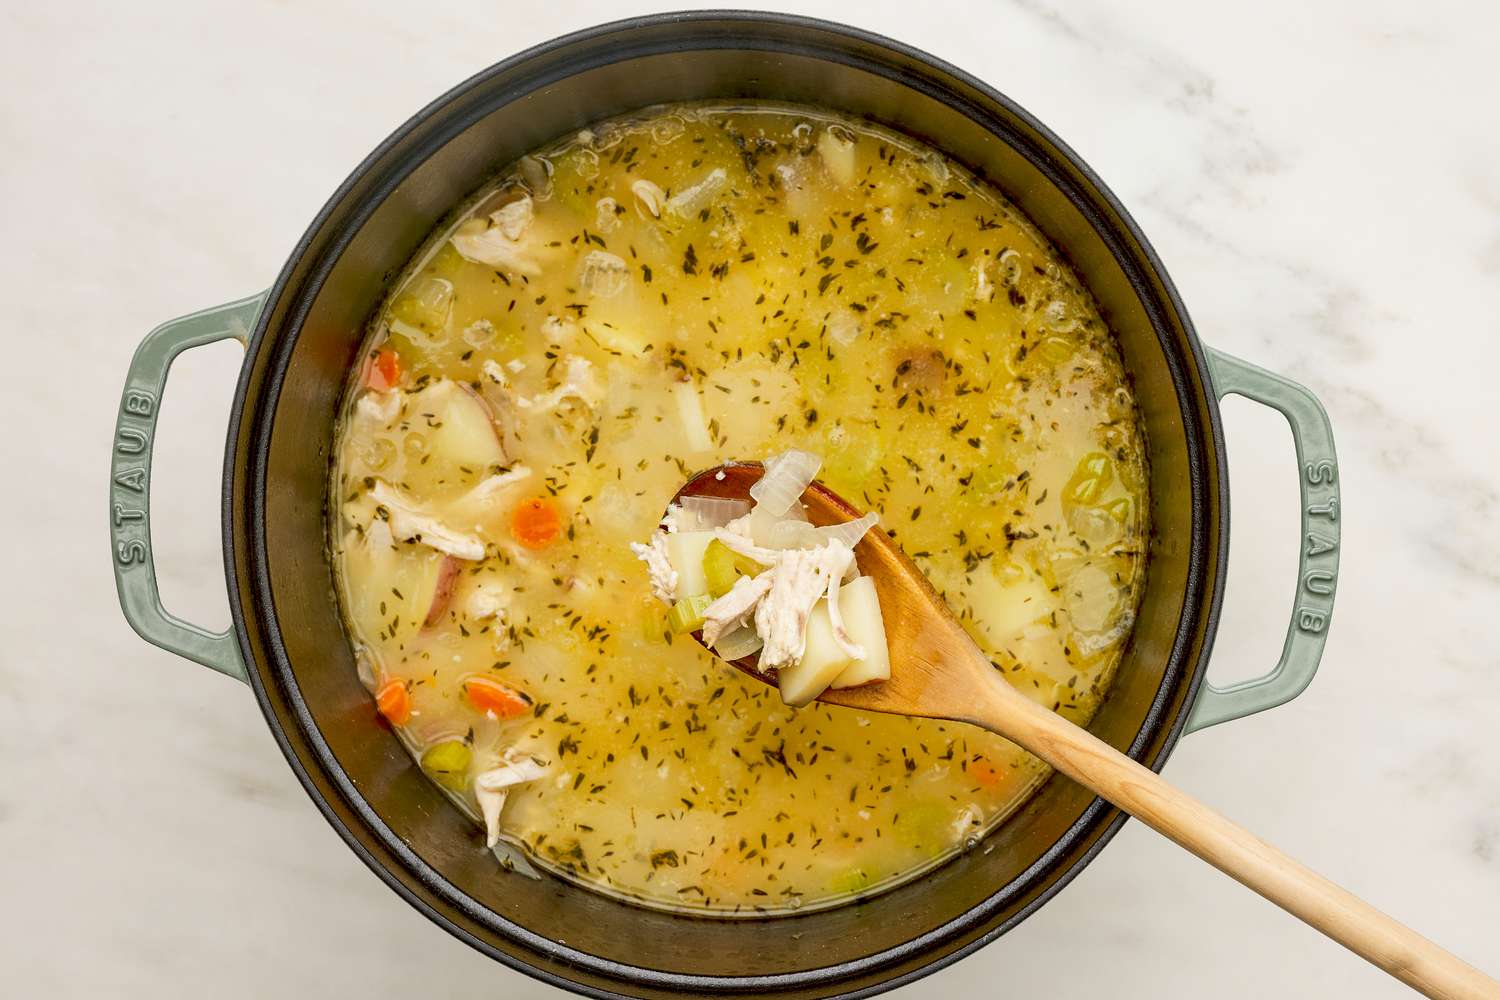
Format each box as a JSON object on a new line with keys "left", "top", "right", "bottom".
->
{"left": 330, "top": 103, "right": 1149, "bottom": 915}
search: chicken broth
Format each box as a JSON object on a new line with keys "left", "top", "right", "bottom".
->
{"left": 330, "top": 103, "right": 1149, "bottom": 915}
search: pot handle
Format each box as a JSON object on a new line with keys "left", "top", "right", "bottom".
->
{"left": 110, "top": 293, "right": 267, "bottom": 685}
{"left": 1185, "top": 350, "right": 1340, "bottom": 733}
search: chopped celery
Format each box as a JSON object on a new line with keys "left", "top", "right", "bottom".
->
{"left": 421, "top": 739, "right": 472, "bottom": 792}
{"left": 666, "top": 593, "right": 714, "bottom": 635}
{"left": 1063, "top": 452, "right": 1114, "bottom": 507}
{"left": 1034, "top": 335, "right": 1075, "bottom": 365}
{"left": 389, "top": 275, "right": 454, "bottom": 335}
{"left": 702, "top": 538, "right": 765, "bottom": 598}
{"left": 828, "top": 867, "right": 870, "bottom": 894}
{"left": 1104, "top": 496, "right": 1133, "bottom": 524}
{"left": 899, "top": 802, "right": 957, "bottom": 852}
{"left": 967, "top": 461, "right": 1015, "bottom": 500}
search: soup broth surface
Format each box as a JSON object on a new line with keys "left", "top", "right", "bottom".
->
{"left": 331, "top": 103, "right": 1149, "bottom": 915}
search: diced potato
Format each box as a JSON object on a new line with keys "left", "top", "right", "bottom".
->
{"left": 664, "top": 531, "right": 715, "bottom": 598}
{"left": 340, "top": 525, "right": 453, "bottom": 645}
{"left": 779, "top": 600, "right": 855, "bottom": 707}
{"left": 827, "top": 867, "right": 870, "bottom": 894}
{"left": 409, "top": 380, "right": 506, "bottom": 472}
{"left": 966, "top": 566, "right": 1057, "bottom": 647}
{"left": 829, "top": 577, "right": 890, "bottom": 688}
{"left": 817, "top": 127, "right": 857, "bottom": 186}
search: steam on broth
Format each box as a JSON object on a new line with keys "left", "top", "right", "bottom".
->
{"left": 330, "top": 103, "right": 1149, "bottom": 915}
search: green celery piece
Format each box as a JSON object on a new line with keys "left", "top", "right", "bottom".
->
{"left": 666, "top": 593, "right": 714, "bottom": 634}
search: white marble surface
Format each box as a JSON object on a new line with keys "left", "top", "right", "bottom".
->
{"left": 3, "top": 0, "right": 1497, "bottom": 996}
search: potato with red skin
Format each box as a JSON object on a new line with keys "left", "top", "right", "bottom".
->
{"left": 891, "top": 348, "right": 946, "bottom": 393}
{"left": 423, "top": 556, "right": 463, "bottom": 628}
{"left": 340, "top": 523, "right": 462, "bottom": 646}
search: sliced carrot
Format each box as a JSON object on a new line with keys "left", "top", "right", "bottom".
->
{"left": 463, "top": 676, "right": 531, "bottom": 719}
{"left": 510, "top": 496, "right": 562, "bottom": 549}
{"left": 375, "top": 679, "right": 411, "bottom": 725}
{"left": 969, "top": 756, "right": 1004, "bottom": 788}
{"left": 367, "top": 347, "right": 402, "bottom": 390}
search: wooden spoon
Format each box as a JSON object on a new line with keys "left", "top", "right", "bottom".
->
{"left": 673, "top": 463, "right": 1499, "bottom": 1000}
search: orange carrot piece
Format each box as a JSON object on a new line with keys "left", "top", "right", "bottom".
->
{"left": 367, "top": 347, "right": 402, "bottom": 390}
{"left": 970, "top": 756, "right": 1004, "bottom": 788}
{"left": 463, "top": 676, "right": 531, "bottom": 719}
{"left": 510, "top": 496, "right": 562, "bottom": 549}
{"left": 376, "top": 679, "right": 411, "bottom": 725}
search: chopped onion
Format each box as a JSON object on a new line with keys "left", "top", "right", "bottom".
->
{"left": 811, "top": 512, "right": 879, "bottom": 549}
{"left": 761, "top": 511, "right": 877, "bottom": 551}
{"left": 750, "top": 449, "right": 821, "bottom": 515}
{"left": 713, "top": 623, "right": 765, "bottom": 660}
{"left": 665, "top": 167, "right": 727, "bottom": 220}
{"left": 764, "top": 518, "right": 820, "bottom": 550}
{"left": 490, "top": 837, "right": 543, "bottom": 879}
{"left": 675, "top": 495, "right": 751, "bottom": 531}
{"left": 672, "top": 381, "right": 713, "bottom": 453}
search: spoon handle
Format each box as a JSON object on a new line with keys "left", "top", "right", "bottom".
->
{"left": 965, "top": 673, "right": 1499, "bottom": 1000}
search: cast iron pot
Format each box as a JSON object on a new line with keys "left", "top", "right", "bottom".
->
{"left": 109, "top": 12, "right": 1341, "bottom": 999}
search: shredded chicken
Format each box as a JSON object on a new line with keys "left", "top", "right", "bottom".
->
{"left": 660, "top": 504, "right": 686, "bottom": 534}
{"left": 756, "top": 543, "right": 857, "bottom": 670}
{"left": 466, "top": 465, "right": 532, "bottom": 502}
{"left": 701, "top": 572, "right": 774, "bottom": 647}
{"left": 492, "top": 195, "right": 533, "bottom": 240}
{"left": 823, "top": 565, "right": 866, "bottom": 661}
{"left": 481, "top": 358, "right": 511, "bottom": 389}
{"left": 478, "top": 361, "right": 525, "bottom": 456}
{"left": 464, "top": 579, "right": 511, "bottom": 621}
{"left": 355, "top": 388, "right": 401, "bottom": 425}
{"left": 712, "top": 524, "right": 781, "bottom": 566}
{"left": 451, "top": 199, "right": 540, "bottom": 276}
{"left": 369, "top": 480, "right": 485, "bottom": 560}
{"left": 530, "top": 355, "right": 602, "bottom": 412}
{"left": 630, "top": 533, "right": 677, "bottom": 604}
{"left": 473, "top": 755, "right": 547, "bottom": 848}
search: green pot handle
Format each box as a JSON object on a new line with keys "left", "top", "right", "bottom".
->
{"left": 1185, "top": 349, "right": 1340, "bottom": 733}
{"left": 110, "top": 293, "right": 267, "bottom": 684}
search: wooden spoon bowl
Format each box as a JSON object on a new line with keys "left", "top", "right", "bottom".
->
{"left": 674, "top": 461, "right": 1007, "bottom": 720}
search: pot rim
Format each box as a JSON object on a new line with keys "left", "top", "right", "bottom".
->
{"left": 224, "top": 10, "right": 1227, "bottom": 998}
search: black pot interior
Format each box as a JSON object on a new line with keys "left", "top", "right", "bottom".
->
{"left": 227, "top": 14, "right": 1224, "bottom": 999}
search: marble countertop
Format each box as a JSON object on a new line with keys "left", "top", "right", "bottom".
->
{"left": 3, "top": 1, "right": 1496, "bottom": 996}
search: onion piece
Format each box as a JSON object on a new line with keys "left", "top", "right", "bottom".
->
{"left": 672, "top": 381, "right": 714, "bottom": 453}
{"left": 761, "top": 511, "right": 877, "bottom": 552}
{"left": 764, "top": 519, "right": 820, "bottom": 550}
{"left": 713, "top": 623, "right": 765, "bottom": 660}
{"left": 811, "top": 512, "right": 879, "bottom": 550}
{"left": 490, "top": 838, "right": 543, "bottom": 879}
{"left": 674, "top": 495, "right": 751, "bottom": 531}
{"left": 750, "top": 449, "right": 822, "bottom": 515}
{"left": 665, "top": 167, "right": 727, "bottom": 220}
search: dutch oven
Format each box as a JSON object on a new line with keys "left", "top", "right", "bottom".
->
{"left": 109, "top": 12, "right": 1340, "bottom": 998}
